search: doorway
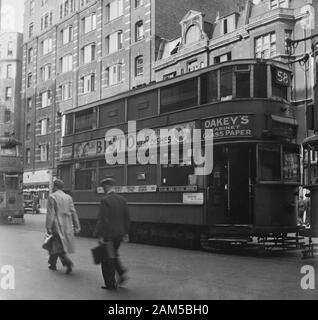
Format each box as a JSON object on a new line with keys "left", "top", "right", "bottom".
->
{"left": 208, "top": 145, "right": 255, "bottom": 225}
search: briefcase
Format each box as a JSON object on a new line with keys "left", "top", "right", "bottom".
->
{"left": 91, "top": 241, "right": 115, "bottom": 265}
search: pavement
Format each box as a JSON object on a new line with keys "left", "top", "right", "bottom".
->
{"left": 0, "top": 214, "right": 317, "bottom": 300}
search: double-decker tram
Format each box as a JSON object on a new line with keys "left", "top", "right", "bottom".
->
{"left": 0, "top": 138, "right": 24, "bottom": 224}
{"left": 59, "top": 59, "right": 301, "bottom": 250}
{"left": 301, "top": 135, "right": 318, "bottom": 258}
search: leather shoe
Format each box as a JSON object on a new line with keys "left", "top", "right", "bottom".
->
{"left": 48, "top": 265, "right": 57, "bottom": 271}
{"left": 101, "top": 285, "right": 117, "bottom": 291}
{"left": 66, "top": 265, "right": 73, "bottom": 275}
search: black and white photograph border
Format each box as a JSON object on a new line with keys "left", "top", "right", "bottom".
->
{"left": 0, "top": 0, "right": 318, "bottom": 303}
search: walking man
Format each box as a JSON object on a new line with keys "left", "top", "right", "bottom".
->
{"left": 94, "top": 178, "right": 130, "bottom": 290}
{"left": 46, "top": 179, "right": 81, "bottom": 274}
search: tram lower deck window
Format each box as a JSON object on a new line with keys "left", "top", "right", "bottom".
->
{"left": 161, "top": 165, "right": 194, "bottom": 186}
{"left": 258, "top": 145, "right": 281, "bottom": 181}
{"left": 74, "top": 169, "right": 95, "bottom": 190}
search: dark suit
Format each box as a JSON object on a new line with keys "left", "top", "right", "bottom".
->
{"left": 94, "top": 192, "right": 130, "bottom": 288}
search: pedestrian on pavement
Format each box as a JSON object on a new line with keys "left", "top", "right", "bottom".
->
{"left": 94, "top": 178, "right": 130, "bottom": 290}
{"left": 46, "top": 179, "right": 81, "bottom": 274}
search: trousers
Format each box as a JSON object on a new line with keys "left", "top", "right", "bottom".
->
{"left": 101, "top": 237, "right": 126, "bottom": 287}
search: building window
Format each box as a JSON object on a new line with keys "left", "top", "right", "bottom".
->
{"left": 5, "top": 87, "right": 12, "bottom": 100}
{"left": 105, "top": 31, "right": 123, "bottom": 54}
{"left": 106, "top": 0, "right": 123, "bottom": 22}
{"left": 27, "top": 73, "right": 33, "bottom": 88}
{"left": 26, "top": 124, "right": 31, "bottom": 140}
{"left": 214, "top": 52, "right": 232, "bottom": 64}
{"left": 82, "top": 13, "right": 96, "bottom": 33}
{"left": 27, "top": 98, "right": 32, "bottom": 112}
{"left": 270, "top": 0, "right": 288, "bottom": 9}
{"left": 187, "top": 60, "right": 198, "bottom": 72}
{"left": 39, "top": 145, "right": 49, "bottom": 162}
{"left": 59, "top": 0, "right": 75, "bottom": 18}
{"left": 4, "top": 109, "right": 11, "bottom": 122}
{"left": 29, "top": 23, "right": 34, "bottom": 39}
{"left": 135, "top": 0, "right": 143, "bottom": 7}
{"left": 185, "top": 25, "right": 200, "bottom": 44}
{"left": 40, "top": 64, "right": 51, "bottom": 81}
{"left": 62, "top": 26, "right": 73, "bottom": 45}
{"left": 6, "top": 64, "right": 13, "bottom": 78}
{"left": 40, "top": 119, "right": 49, "bottom": 135}
{"left": 61, "top": 83, "right": 73, "bottom": 101}
{"left": 42, "top": 37, "right": 53, "bottom": 55}
{"left": 30, "top": 0, "right": 35, "bottom": 15}
{"left": 41, "top": 11, "right": 53, "bottom": 30}
{"left": 163, "top": 72, "right": 177, "bottom": 80}
{"left": 82, "top": 43, "right": 96, "bottom": 64}
{"left": 26, "top": 149, "right": 31, "bottom": 165}
{"left": 60, "top": 54, "right": 73, "bottom": 73}
{"left": 255, "top": 32, "right": 277, "bottom": 59}
{"left": 135, "top": 20, "right": 144, "bottom": 41}
{"left": 7, "top": 42, "right": 13, "bottom": 56}
{"left": 28, "top": 48, "right": 33, "bottom": 64}
{"left": 135, "top": 56, "right": 143, "bottom": 76}
{"left": 105, "top": 64, "right": 122, "bottom": 87}
{"left": 41, "top": 90, "right": 52, "bottom": 108}
{"left": 81, "top": 74, "right": 95, "bottom": 94}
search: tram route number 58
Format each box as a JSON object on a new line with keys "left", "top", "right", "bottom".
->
{"left": 275, "top": 68, "right": 290, "bottom": 87}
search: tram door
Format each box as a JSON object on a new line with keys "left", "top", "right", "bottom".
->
{"left": 208, "top": 145, "right": 254, "bottom": 225}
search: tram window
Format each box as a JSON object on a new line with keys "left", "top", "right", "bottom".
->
{"left": 74, "top": 169, "right": 95, "bottom": 190}
{"left": 127, "top": 165, "right": 157, "bottom": 186}
{"left": 128, "top": 90, "right": 158, "bottom": 120}
{"left": 162, "top": 165, "right": 195, "bottom": 186}
{"left": 99, "top": 166, "right": 124, "bottom": 186}
{"left": 220, "top": 67, "right": 233, "bottom": 100}
{"left": 258, "top": 145, "right": 281, "bottom": 181}
{"left": 99, "top": 99, "right": 125, "bottom": 128}
{"left": 75, "top": 109, "right": 94, "bottom": 133}
{"left": 201, "top": 71, "right": 218, "bottom": 104}
{"left": 283, "top": 146, "right": 300, "bottom": 183}
{"left": 59, "top": 166, "right": 71, "bottom": 190}
{"left": 254, "top": 63, "right": 267, "bottom": 98}
{"left": 0, "top": 173, "right": 5, "bottom": 191}
{"left": 5, "top": 175, "right": 19, "bottom": 190}
{"left": 272, "top": 82, "right": 288, "bottom": 100}
{"left": 160, "top": 78, "right": 198, "bottom": 113}
{"left": 236, "top": 67, "right": 250, "bottom": 98}
{"left": 65, "top": 114, "right": 73, "bottom": 135}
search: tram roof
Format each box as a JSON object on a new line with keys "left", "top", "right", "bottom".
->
{"left": 63, "top": 58, "right": 291, "bottom": 115}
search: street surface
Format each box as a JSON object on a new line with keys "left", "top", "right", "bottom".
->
{"left": 0, "top": 214, "right": 317, "bottom": 300}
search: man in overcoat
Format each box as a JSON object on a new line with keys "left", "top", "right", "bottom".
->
{"left": 94, "top": 178, "right": 130, "bottom": 290}
{"left": 46, "top": 179, "right": 81, "bottom": 274}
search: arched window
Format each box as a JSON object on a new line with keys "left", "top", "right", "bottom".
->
{"left": 135, "top": 20, "right": 144, "bottom": 41}
{"left": 135, "top": 55, "right": 143, "bottom": 76}
{"left": 185, "top": 25, "right": 200, "bottom": 44}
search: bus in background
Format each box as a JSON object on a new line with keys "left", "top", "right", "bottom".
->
{"left": 0, "top": 137, "right": 24, "bottom": 224}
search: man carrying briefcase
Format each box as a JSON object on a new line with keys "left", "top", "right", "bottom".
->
{"left": 94, "top": 178, "right": 130, "bottom": 290}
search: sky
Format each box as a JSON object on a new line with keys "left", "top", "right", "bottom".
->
{"left": 1, "top": 0, "right": 24, "bottom": 33}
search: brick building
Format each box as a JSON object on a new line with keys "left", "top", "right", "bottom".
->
{"left": 22, "top": 0, "right": 239, "bottom": 210}
{"left": 0, "top": 32, "right": 23, "bottom": 140}
{"left": 154, "top": 0, "right": 318, "bottom": 144}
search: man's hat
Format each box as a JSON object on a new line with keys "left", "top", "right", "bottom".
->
{"left": 53, "top": 179, "right": 64, "bottom": 190}
{"left": 100, "top": 178, "right": 116, "bottom": 187}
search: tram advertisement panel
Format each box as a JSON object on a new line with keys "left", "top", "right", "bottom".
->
{"left": 203, "top": 114, "right": 255, "bottom": 140}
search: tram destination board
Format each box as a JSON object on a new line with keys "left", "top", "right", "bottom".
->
{"left": 203, "top": 114, "right": 255, "bottom": 140}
